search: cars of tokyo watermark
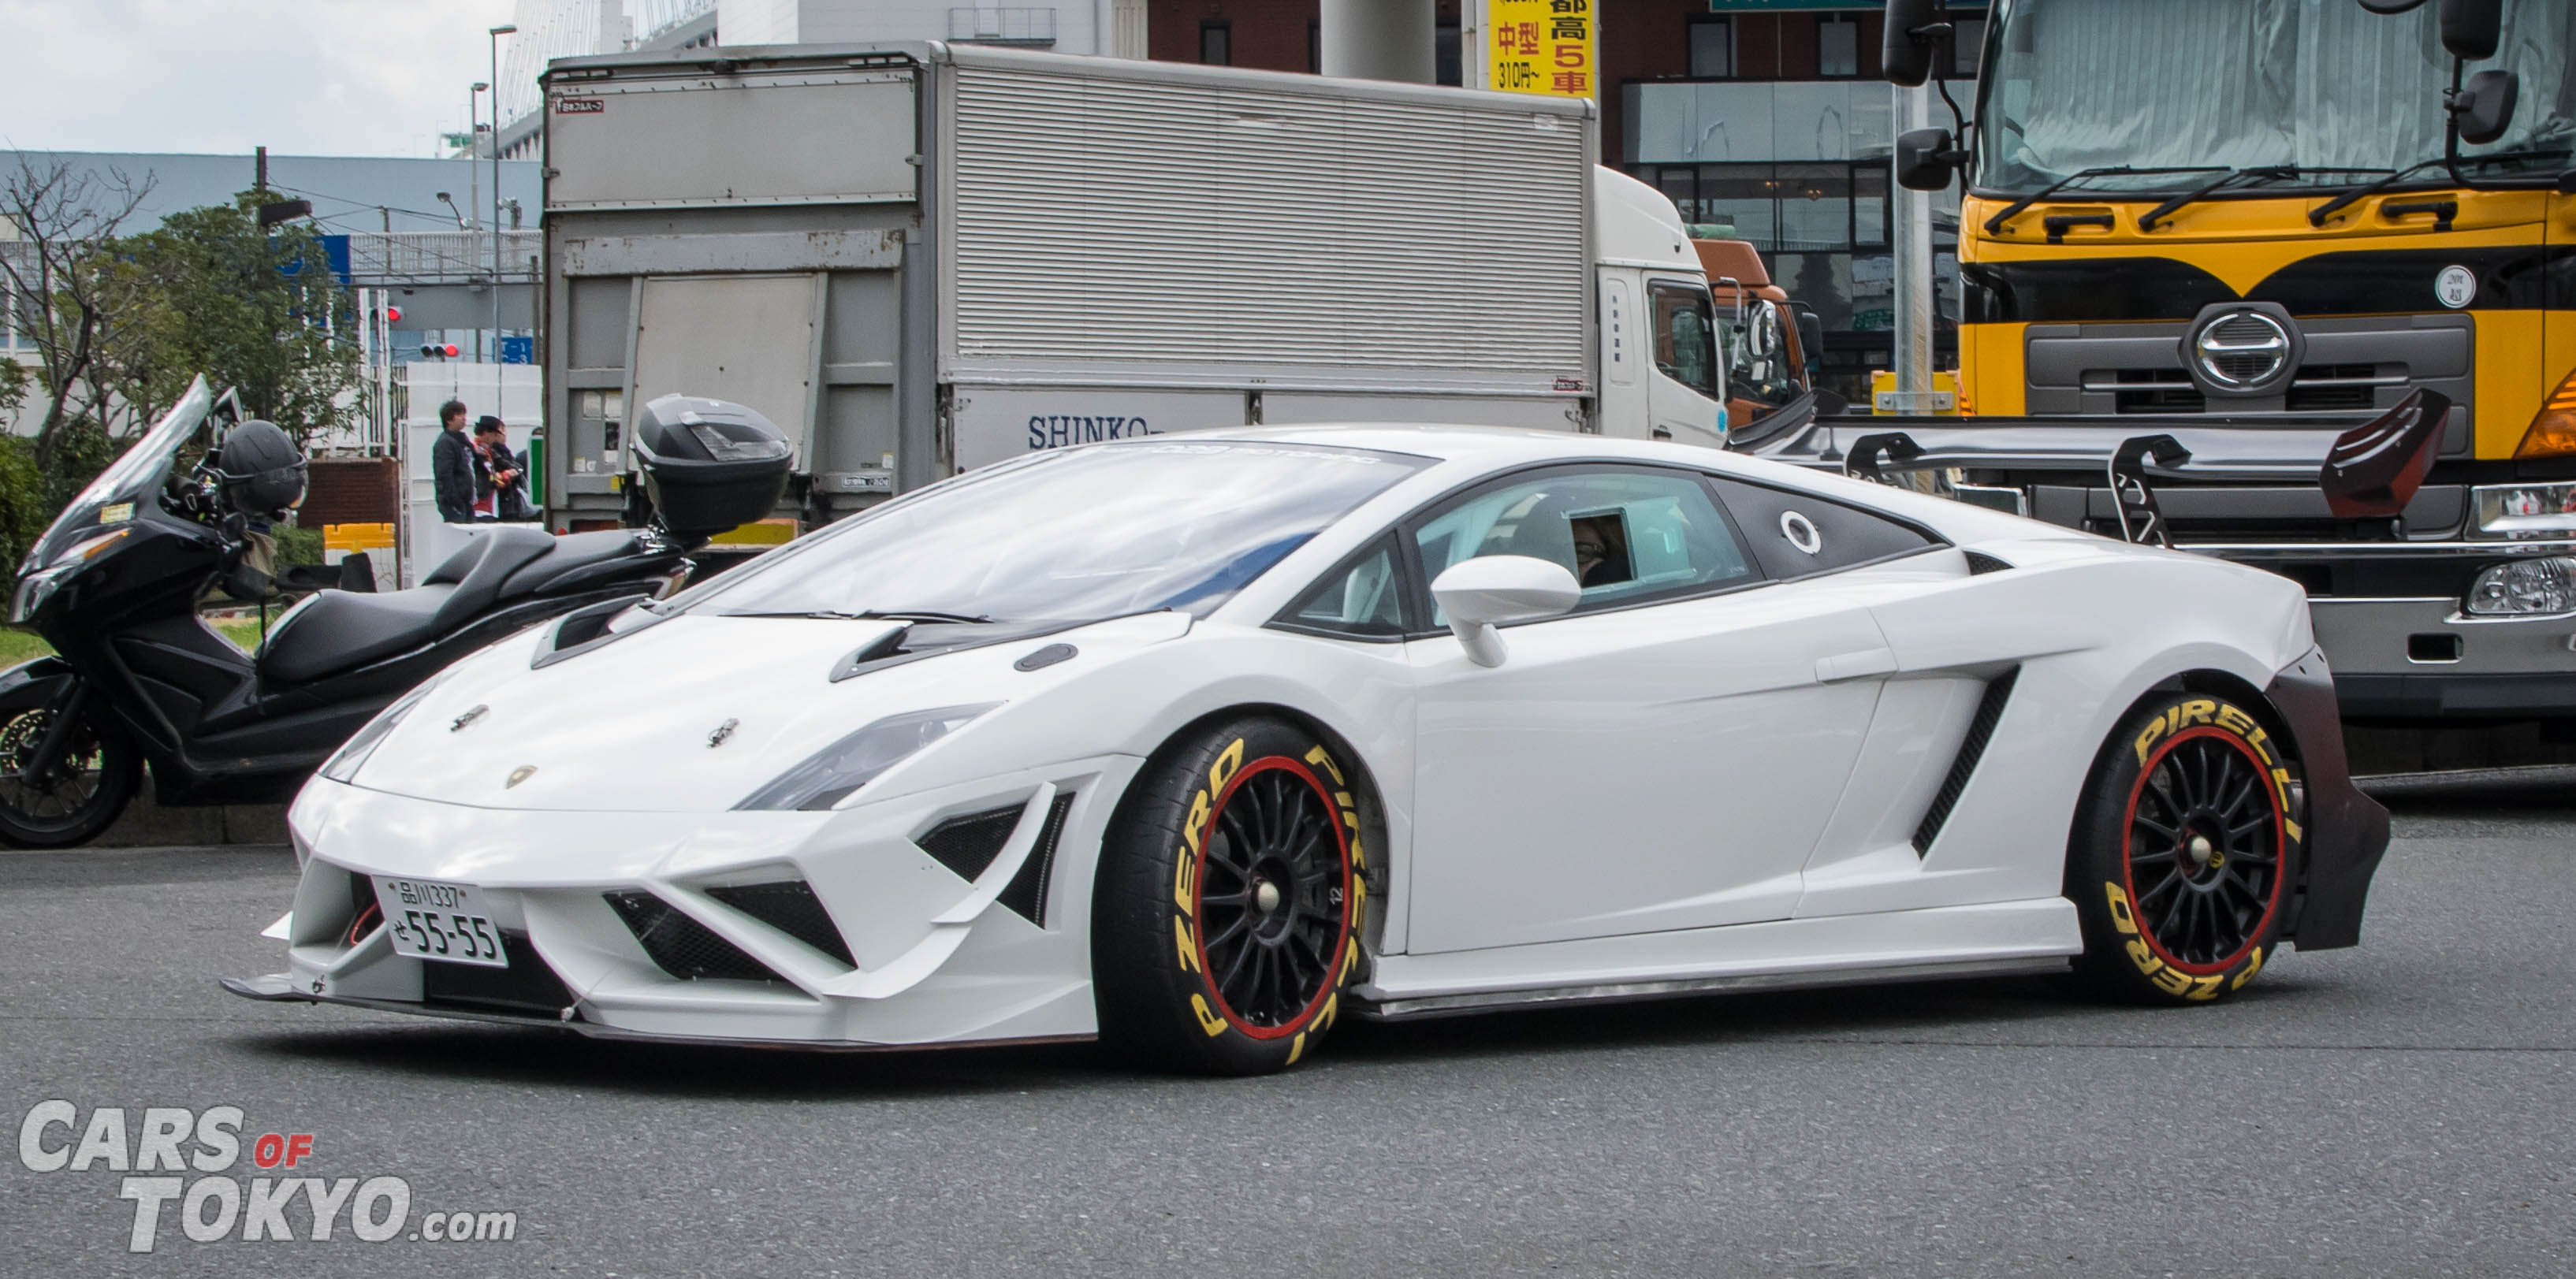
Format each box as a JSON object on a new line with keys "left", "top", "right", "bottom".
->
{"left": 17, "top": 1101, "right": 519, "bottom": 1252}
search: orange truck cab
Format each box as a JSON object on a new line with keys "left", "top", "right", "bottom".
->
{"left": 1692, "top": 239, "right": 1819, "bottom": 429}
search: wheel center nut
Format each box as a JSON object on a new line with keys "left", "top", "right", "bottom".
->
{"left": 2188, "top": 834, "right": 2216, "bottom": 869}
{"left": 1254, "top": 880, "right": 1282, "bottom": 914}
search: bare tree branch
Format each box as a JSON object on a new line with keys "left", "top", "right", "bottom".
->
{"left": 0, "top": 154, "right": 155, "bottom": 467}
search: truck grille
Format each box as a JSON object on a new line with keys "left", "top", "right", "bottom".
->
{"left": 2094, "top": 363, "right": 2400, "bottom": 415}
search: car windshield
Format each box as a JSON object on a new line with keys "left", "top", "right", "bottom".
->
{"left": 693, "top": 439, "right": 1432, "bottom": 624}
{"left": 1975, "top": 0, "right": 2576, "bottom": 195}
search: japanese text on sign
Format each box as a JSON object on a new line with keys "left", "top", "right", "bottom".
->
{"left": 1487, "top": 0, "right": 1595, "bottom": 99}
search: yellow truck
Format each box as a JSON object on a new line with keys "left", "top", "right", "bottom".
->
{"left": 1758, "top": 0, "right": 2575, "bottom": 727}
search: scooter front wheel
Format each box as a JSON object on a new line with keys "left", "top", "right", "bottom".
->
{"left": 0, "top": 685, "right": 140, "bottom": 849}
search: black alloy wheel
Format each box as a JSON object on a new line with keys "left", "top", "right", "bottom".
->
{"left": 0, "top": 697, "right": 142, "bottom": 849}
{"left": 1194, "top": 760, "right": 1349, "bottom": 1035}
{"left": 2124, "top": 729, "right": 2283, "bottom": 970}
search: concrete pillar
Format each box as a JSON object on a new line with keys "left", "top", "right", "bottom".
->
{"left": 1889, "top": 80, "right": 1938, "bottom": 412}
{"left": 1320, "top": 0, "right": 1436, "bottom": 84}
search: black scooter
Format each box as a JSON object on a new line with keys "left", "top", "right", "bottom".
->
{"left": 0, "top": 378, "right": 791, "bottom": 847}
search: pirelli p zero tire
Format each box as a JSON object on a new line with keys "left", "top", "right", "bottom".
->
{"left": 2069, "top": 692, "right": 2301, "bottom": 1006}
{"left": 1093, "top": 715, "right": 1368, "bottom": 1076}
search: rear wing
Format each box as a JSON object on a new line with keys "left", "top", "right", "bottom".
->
{"left": 1740, "top": 390, "right": 2449, "bottom": 548}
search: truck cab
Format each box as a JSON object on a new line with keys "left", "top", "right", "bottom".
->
{"left": 1592, "top": 169, "right": 1729, "bottom": 448}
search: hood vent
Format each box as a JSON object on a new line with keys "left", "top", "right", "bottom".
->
{"left": 996, "top": 791, "right": 1077, "bottom": 926}
{"left": 916, "top": 803, "right": 1026, "bottom": 882}
{"left": 705, "top": 880, "right": 854, "bottom": 966}
{"left": 604, "top": 890, "right": 786, "bottom": 983}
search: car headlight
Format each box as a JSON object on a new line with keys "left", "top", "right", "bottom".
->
{"left": 735, "top": 703, "right": 1001, "bottom": 812}
{"left": 317, "top": 669, "right": 457, "bottom": 784}
{"left": 2470, "top": 482, "right": 2576, "bottom": 539}
{"left": 2465, "top": 558, "right": 2576, "bottom": 616}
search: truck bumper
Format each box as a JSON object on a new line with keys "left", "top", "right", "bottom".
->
{"left": 2267, "top": 649, "right": 2390, "bottom": 951}
{"left": 2291, "top": 596, "right": 2576, "bottom": 722}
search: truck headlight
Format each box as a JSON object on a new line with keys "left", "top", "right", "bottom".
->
{"left": 2465, "top": 558, "right": 2576, "bottom": 616}
{"left": 2470, "top": 482, "right": 2576, "bottom": 538}
{"left": 735, "top": 703, "right": 1001, "bottom": 812}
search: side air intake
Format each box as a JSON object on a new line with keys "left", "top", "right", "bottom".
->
{"left": 917, "top": 803, "right": 1026, "bottom": 882}
{"left": 996, "top": 792, "right": 1077, "bottom": 926}
{"left": 705, "top": 880, "right": 854, "bottom": 966}
{"left": 604, "top": 890, "right": 786, "bottom": 983}
{"left": 1912, "top": 668, "right": 2019, "bottom": 857}
{"left": 1964, "top": 551, "right": 2013, "bottom": 575}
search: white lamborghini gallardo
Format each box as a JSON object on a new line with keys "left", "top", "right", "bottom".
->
{"left": 231, "top": 422, "right": 2388, "bottom": 1074}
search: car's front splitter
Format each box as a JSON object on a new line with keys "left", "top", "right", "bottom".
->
{"left": 233, "top": 761, "right": 1141, "bottom": 1048}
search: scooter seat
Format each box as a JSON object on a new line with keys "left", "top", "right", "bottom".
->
{"left": 257, "top": 528, "right": 557, "bottom": 686}
{"left": 497, "top": 529, "right": 648, "bottom": 600}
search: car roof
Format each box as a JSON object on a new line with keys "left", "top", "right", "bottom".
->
{"left": 1156, "top": 422, "right": 1750, "bottom": 470}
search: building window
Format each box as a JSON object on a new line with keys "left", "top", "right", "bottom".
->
{"left": 1688, "top": 17, "right": 1733, "bottom": 78}
{"left": 1201, "top": 20, "right": 1230, "bottom": 66}
{"left": 1308, "top": 18, "right": 1321, "bottom": 73}
{"left": 1945, "top": 17, "right": 1986, "bottom": 80}
{"left": 1437, "top": 15, "right": 1462, "bottom": 86}
{"left": 1816, "top": 15, "right": 1860, "bottom": 78}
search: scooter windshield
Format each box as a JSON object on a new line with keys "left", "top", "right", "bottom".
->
{"left": 27, "top": 377, "right": 213, "bottom": 567}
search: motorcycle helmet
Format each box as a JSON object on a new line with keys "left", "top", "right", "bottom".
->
{"left": 214, "top": 420, "right": 308, "bottom": 515}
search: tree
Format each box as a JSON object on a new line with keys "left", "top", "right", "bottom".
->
{"left": 110, "top": 192, "right": 363, "bottom": 452}
{"left": 0, "top": 156, "right": 154, "bottom": 471}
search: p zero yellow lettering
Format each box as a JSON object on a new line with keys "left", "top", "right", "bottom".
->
{"left": 1182, "top": 789, "right": 1211, "bottom": 857}
{"left": 1190, "top": 995, "right": 1227, "bottom": 1037}
{"left": 2151, "top": 965, "right": 2192, "bottom": 996}
{"left": 2105, "top": 883, "right": 2141, "bottom": 936}
{"left": 2231, "top": 946, "right": 2266, "bottom": 990}
{"left": 2186, "top": 972, "right": 2223, "bottom": 1002}
{"left": 1208, "top": 739, "right": 1245, "bottom": 794}
{"left": 1173, "top": 855, "right": 1197, "bottom": 915}
{"left": 1174, "top": 918, "right": 1202, "bottom": 974}
{"left": 1286, "top": 1032, "right": 1306, "bottom": 1065}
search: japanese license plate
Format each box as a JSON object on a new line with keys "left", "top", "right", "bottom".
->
{"left": 372, "top": 876, "right": 510, "bottom": 969}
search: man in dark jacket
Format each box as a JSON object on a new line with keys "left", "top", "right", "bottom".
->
{"left": 431, "top": 399, "right": 476, "bottom": 524}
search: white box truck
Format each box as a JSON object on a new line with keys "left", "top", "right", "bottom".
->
{"left": 538, "top": 42, "right": 1727, "bottom": 530}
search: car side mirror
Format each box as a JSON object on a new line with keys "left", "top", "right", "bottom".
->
{"left": 1882, "top": 0, "right": 1941, "bottom": 87}
{"left": 2449, "top": 69, "right": 2519, "bottom": 146}
{"left": 2440, "top": 0, "right": 2501, "bottom": 61}
{"left": 1895, "top": 127, "right": 1967, "bottom": 192}
{"left": 1431, "top": 556, "right": 1582, "bottom": 667}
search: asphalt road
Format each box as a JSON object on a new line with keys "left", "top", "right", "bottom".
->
{"left": 3, "top": 783, "right": 2570, "bottom": 1277}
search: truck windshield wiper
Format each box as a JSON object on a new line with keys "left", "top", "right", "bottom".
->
{"left": 2135, "top": 165, "right": 2394, "bottom": 232}
{"left": 1984, "top": 166, "right": 2227, "bottom": 236}
{"left": 2309, "top": 150, "right": 2574, "bottom": 228}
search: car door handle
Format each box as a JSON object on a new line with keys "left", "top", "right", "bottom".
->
{"left": 1815, "top": 647, "right": 1897, "bottom": 683}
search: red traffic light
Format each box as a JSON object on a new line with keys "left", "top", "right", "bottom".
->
{"left": 443, "top": 344, "right": 460, "bottom": 358}
{"left": 383, "top": 305, "right": 404, "bottom": 323}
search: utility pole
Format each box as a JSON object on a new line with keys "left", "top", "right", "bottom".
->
{"left": 1887, "top": 79, "right": 1938, "bottom": 414}
{"left": 490, "top": 24, "right": 518, "bottom": 380}
{"left": 254, "top": 145, "right": 267, "bottom": 195}
{"left": 467, "top": 81, "right": 487, "bottom": 364}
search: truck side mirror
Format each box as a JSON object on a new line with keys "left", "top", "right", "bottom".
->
{"left": 2450, "top": 69, "right": 2519, "bottom": 146}
{"left": 1882, "top": 0, "right": 1942, "bottom": 87}
{"left": 2440, "top": 0, "right": 2502, "bottom": 61}
{"left": 1895, "top": 128, "right": 1965, "bottom": 191}
{"left": 1795, "top": 310, "right": 1826, "bottom": 380}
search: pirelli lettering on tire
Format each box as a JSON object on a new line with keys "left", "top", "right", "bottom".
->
{"left": 2075, "top": 693, "right": 2297, "bottom": 1007}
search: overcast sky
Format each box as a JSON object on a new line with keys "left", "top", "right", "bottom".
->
{"left": 3, "top": 0, "right": 525, "bottom": 158}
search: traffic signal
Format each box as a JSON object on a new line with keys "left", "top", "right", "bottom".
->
{"left": 381, "top": 304, "right": 404, "bottom": 324}
{"left": 418, "top": 343, "right": 460, "bottom": 359}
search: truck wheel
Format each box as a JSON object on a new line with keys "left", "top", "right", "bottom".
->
{"left": 0, "top": 689, "right": 141, "bottom": 850}
{"left": 2068, "top": 692, "right": 2298, "bottom": 1005}
{"left": 1093, "top": 716, "right": 1364, "bottom": 1075}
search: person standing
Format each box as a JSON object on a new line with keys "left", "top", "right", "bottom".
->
{"left": 431, "top": 400, "right": 476, "bottom": 524}
{"left": 476, "top": 417, "right": 534, "bottom": 521}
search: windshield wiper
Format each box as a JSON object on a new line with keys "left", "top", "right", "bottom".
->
{"left": 2137, "top": 166, "right": 2295, "bottom": 232}
{"left": 2309, "top": 150, "right": 2574, "bottom": 228}
{"left": 729, "top": 608, "right": 995, "bottom": 623}
{"left": 1984, "top": 166, "right": 2227, "bottom": 236}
